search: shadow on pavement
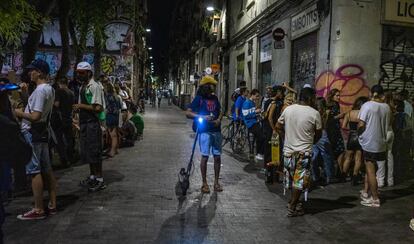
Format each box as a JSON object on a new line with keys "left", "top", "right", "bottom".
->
{"left": 103, "top": 170, "right": 125, "bottom": 185}
{"left": 304, "top": 196, "right": 357, "bottom": 215}
{"left": 155, "top": 192, "right": 218, "bottom": 243}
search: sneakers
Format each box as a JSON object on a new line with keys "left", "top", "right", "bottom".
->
{"left": 88, "top": 180, "right": 107, "bottom": 192}
{"left": 255, "top": 154, "right": 264, "bottom": 161}
{"left": 410, "top": 218, "right": 414, "bottom": 232}
{"left": 17, "top": 209, "right": 46, "bottom": 220}
{"left": 47, "top": 203, "right": 57, "bottom": 215}
{"left": 360, "top": 190, "right": 370, "bottom": 201}
{"left": 360, "top": 197, "right": 380, "bottom": 208}
{"left": 80, "top": 176, "right": 95, "bottom": 187}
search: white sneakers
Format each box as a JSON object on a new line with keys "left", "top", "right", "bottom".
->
{"left": 255, "top": 154, "right": 264, "bottom": 161}
{"left": 360, "top": 190, "right": 380, "bottom": 207}
{"left": 360, "top": 197, "right": 380, "bottom": 208}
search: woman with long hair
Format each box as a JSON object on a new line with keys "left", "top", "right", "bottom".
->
{"left": 105, "top": 83, "right": 122, "bottom": 157}
{"left": 326, "top": 89, "right": 346, "bottom": 179}
{"left": 341, "top": 96, "right": 369, "bottom": 185}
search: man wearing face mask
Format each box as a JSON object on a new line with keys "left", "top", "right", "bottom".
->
{"left": 186, "top": 76, "right": 223, "bottom": 194}
{"left": 73, "top": 62, "right": 106, "bottom": 192}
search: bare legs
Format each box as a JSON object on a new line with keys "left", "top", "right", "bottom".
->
{"left": 108, "top": 128, "right": 118, "bottom": 157}
{"left": 200, "top": 155, "right": 222, "bottom": 191}
{"left": 31, "top": 174, "right": 44, "bottom": 212}
{"left": 364, "top": 161, "right": 379, "bottom": 200}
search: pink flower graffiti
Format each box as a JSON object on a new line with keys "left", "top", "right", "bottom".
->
{"left": 315, "top": 64, "right": 370, "bottom": 111}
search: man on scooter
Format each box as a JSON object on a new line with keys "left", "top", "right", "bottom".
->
{"left": 186, "top": 75, "right": 223, "bottom": 194}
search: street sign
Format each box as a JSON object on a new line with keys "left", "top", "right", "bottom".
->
{"left": 274, "top": 40, "right": 285, "bottom": 49}
{"left": 272, "top": 28, "right": 286, "bottom": 41}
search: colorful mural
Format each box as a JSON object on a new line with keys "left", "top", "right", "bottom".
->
{"left": 315, "top": 64, "right": 370, "bottom": 111}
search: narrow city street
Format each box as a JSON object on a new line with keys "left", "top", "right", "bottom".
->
{"left": 3, "top": 103, "right": 414, "bottom": 244}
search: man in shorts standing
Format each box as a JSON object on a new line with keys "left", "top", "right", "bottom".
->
{"left": 186, "top": 76, "right": 223, "bottom": 193}
{"left": 358, "top": 85, "right": 391, "bottom": 207}
{"left": 276, "top": 87, "right": 322, "bottom": 217}
{"left": 73, "top": 62, "right": 107, "bottom": 192}
{"left": 15, "top": 59, "right": 57, "bottom": 220}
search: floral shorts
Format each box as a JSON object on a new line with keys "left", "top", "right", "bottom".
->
{"left": 283, "top": 152, "right": 311, "bottom": 191}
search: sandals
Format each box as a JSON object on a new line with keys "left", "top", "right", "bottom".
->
{"left": 201, "top": 185, "right": 210, "bottom": 194}
{"left": 287, "top": 203, "right": 305, "bottom": 217}
{"left": 214, "top": 184, "right": 223, "bottom": 192}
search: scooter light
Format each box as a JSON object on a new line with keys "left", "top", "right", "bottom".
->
{"left": 198, "top": 117, "right": 204, "bottom": 123}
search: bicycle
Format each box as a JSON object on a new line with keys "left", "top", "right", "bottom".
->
{"left": 221, "top": 117, "right": 250, "bottom": 154}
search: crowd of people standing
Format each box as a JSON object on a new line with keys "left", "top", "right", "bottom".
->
{"left": 187, "top": 75, "right": 413, "bottom": 217}
{"left": 0, "top": 59, "right": 145, "bottom": 229}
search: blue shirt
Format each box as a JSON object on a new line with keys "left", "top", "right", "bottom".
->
{"left": 188, "top": 95, "right": 221, "bottom": 133}
{"left": 242, "top": 99, "right": 257, "bottom": 128}
{"left": 233, "top": 96, "right": 246, "bottom": 121}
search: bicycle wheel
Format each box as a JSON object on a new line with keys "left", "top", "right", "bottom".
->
{"left": 232, "top": 126, "right": 247, "bottom": 153}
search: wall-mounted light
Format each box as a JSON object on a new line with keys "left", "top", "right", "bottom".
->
{"left": 206, "top": 6, "right": 214, "bottom": 12}
{"left": 148, "top": 47, "right": 153, "bottom": 50}
{"left": 146, "top": 28, "right": 151, "bottom": 32}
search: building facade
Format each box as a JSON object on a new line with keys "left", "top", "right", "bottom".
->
{"left": 170, "top": 0, "right": 414, "bottom": 112}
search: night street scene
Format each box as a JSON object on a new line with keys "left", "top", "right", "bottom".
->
{"left": 1, "top": 0, "right": 414, "bottom": 243}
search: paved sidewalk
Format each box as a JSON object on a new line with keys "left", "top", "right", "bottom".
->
{"left": 3, "top": 102, "right": 414, "bottom": 244}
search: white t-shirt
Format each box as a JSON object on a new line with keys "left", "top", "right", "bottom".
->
{"left": 278, "top": 104, "right": 322, "bottom": 155}
{"left": 21, "top": 83, "right": 55, "bottom": 131}
{"left": 358, "top": 101, "right": 391, "bottom": 153}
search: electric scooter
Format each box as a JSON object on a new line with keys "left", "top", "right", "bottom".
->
{"left": 178, "top": 117, "right": 205, "bottom": 196}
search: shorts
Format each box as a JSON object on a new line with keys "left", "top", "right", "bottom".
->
{"left": 283, "top": 152, "right": 311, "bottom": 191}
{"left": 22, "top": 130, "right": 51, "bottom": 175}
{"left": 80, "top": 121, "right": 102, "bottom": 164}
{"left": 363, "top": 150, "right": 386, "bottom": 162}
{"left": 199, "top": 132, "right": 222, "bottom": 157}
{"left": 106, "top": 113, "right": 119, "bottom": 128}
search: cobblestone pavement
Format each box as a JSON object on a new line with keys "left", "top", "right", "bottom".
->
{"left": 4, "top": 102, "right": 414, "bottom": 244}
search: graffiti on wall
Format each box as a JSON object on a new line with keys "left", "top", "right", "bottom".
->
{"left": 101, "top": 56, "right": 116, "bottom": 75}
{"left": 35, "top": 52, "right": 62, "bottom": 76}
{"left": 380, "top": 26, "right": 414, "bottom": 94}
{"left": 105, "top": 22, "right": 132, "bottom": 51}
{"left": 315, "top": 64, "right": 370, "bottom": 111}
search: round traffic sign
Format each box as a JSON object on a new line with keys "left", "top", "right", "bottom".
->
{"left": 273, "top": 28, "right": 285, "bottom": 41}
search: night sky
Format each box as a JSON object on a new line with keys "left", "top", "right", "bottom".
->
{"left": 147, "top": 0, "right": 178, "bottom": 78}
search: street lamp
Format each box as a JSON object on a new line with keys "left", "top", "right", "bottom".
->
{"left": 206, "top": 6, "right": 214, "bottom": 12}
{"left": 148, "top": 47, "right": 153, "bottom": 50}
{"left": 146, "top": 28, "right": 151, "bottom": 32}
{"left": 150, "top": 56, "right": 153, "bottom": 59}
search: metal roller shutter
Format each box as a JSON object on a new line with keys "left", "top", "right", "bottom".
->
{"left": 291, "top": 31, "right": 318, "bottom": 91}
{"left": 380, "top": 25, "right": 414, "bottom": 94}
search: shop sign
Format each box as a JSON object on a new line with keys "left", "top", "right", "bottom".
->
{"left": 383, "top": 0, "right": 414, "bottom": 25}
{"left": 260, "top": 33, "right": 273, "bottom": 63}
{"left": 291, "top": 4, "right": 320, "bottom": 40}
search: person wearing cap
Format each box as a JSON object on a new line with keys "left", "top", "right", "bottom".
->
{"left": 358, "top": 85, "right": 391, "bottom": 208}
{"left": 186, "top": 75, "right": 223, "bottom": 193}
{"left": 14, "top": 59, "right": 57, "bottom": 220}
{"left": 233, "top": 85, "right": 248, "bottom": 122}
{"left": 73, "top": 61, "right": 107, "bottom": 192}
